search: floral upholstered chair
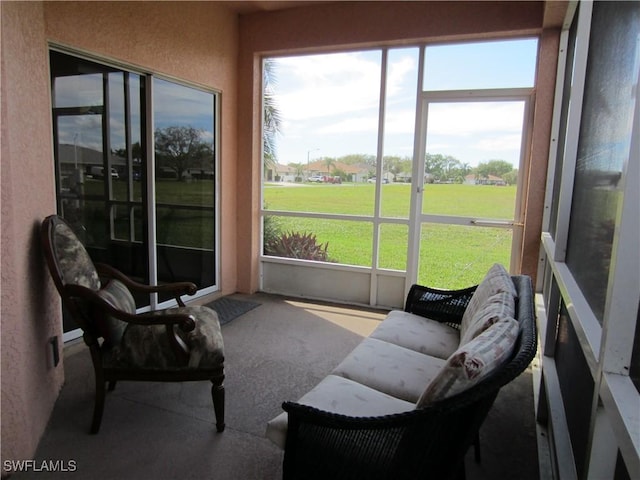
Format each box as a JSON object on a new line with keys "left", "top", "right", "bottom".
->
{"left": 41, "top": 214, "right": 225, "bottom": 434}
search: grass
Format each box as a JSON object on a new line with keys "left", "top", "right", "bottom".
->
{"left": 264, "top": 182, "right": 516, "bottom": 219}
{"left": 264, "top": 182, "right": 516, "bottom": 287}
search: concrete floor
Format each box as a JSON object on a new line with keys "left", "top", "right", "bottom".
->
{"left": 19, "top": 293, "right": 540, "bottom": 479}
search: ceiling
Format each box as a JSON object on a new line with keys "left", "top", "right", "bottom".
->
{"left": 222, "top": 1, "right": 566, "bottom": 28}
{"left": 223, "top": 1, "right": 332, "bottom": 14}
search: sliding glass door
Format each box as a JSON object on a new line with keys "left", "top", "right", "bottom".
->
{"left": 50, "top": 49, "right": 218, "bottom": 338}
{"left": 153, "top": 78, "right": 217, "bottom": 303}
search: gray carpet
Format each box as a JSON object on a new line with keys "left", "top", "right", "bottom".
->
{"left": 205, "top": 297, "right": 260, "bottom": 325}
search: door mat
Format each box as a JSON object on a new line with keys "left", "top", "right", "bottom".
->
{"left": 205, "top": 297, "right": 260, "bottom": 326}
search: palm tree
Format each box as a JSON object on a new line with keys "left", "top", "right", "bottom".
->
{"left": 323, "top": 157, "right": 335, "bottom": 176}
{"left": 263, "top": 59, "right": 282, "bottom": 172}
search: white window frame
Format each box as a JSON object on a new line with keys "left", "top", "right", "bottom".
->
{"left": 536, "top": 1, "right": 640, "bottom": 477}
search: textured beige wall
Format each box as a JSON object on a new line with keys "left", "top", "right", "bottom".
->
{"left": 1, "top": 0, "right": 239, "bottom": 467}
{"left": 236, "top": 1, "right": 550, "bottom": 292}
{"left": 1, "top": 1, "right": 64, "bottom": 469}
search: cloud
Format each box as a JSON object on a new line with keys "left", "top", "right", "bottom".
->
{"left": 386, "top": 55, "right": 416, "bottom": 97}
{"left": 476, "top": 134, "right": 523, "bottom": 152}
{"left": 427, "top": 102, "right": 524, "bottom": 136}
{"left": 316, "top": 116, "right": 377, "bottom": 134}
{"left": 274, "top": 52, "right": 381, "bottom": 121}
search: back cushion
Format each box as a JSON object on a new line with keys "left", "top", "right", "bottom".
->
{"left": 53, "top": 222, "right": 100, "bottom": 290}
{"left": 416, "top": 317, "right": 518, "bottom": 407}
{"left": 95, "top": 279, "right": 135, "bottom": 346}
{"left": 460, "top": 263, "right": 516, "bottom": 336}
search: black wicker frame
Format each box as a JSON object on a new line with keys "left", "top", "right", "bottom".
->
{"left": 281, "top": 275, "right": 537, "bottom": 480}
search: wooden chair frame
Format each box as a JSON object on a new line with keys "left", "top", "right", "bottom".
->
{"left": 41, "top": 215, "right": 225, "bottom": 434}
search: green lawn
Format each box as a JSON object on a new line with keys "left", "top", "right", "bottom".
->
{"left": 264, "top": 182, "right": 516, "bottom": 287}
{"left": 264, "top": 182, "right": 516, "bottom": 219}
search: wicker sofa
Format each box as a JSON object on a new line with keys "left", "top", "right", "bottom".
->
{"left": 266, "top": 264, "right": 537, "bottom": 480}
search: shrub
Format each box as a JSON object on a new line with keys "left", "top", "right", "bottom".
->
{"left": 264, "top": 231, "right": 329, "bottom": 261}
{"left": 263, "top": 214, "right": 282, "bottom": 252}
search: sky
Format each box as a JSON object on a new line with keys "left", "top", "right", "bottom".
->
{"left": 269, "top": 38, "right": 538, "bottom": 169}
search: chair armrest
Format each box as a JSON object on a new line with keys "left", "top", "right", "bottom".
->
{"left": 95, "top": 263, "right": 197, "bottom": 306}
{"left": 64, "top": 284, "right": 196, "bottom": 332}
{"left": 404, "top": 284, "right": 477, "bottom": 325}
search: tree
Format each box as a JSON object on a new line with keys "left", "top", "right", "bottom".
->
{"left": 476, "top": 160, "right": 514, "bottom": 180}
{"left": 425, "top": 153, "right": 462, "bottom": 182}
{"left": 112, "top": 141, "right": 142, "bottom": 163}
{"left": 323, "top": 157, "right": 336, "bottom": 174}
{"left": 289, "top": 162, "right": 305, "bottom": 182}
{"left": 263, "top": 59, "right": 282, "bottom": 171}
{"left": 155, "top": 126, "right": 212, "bottom": 181}
{"left": 502, "top": 169, "right": 519, "bottom": 185}
{"left": 339, "top": 153, "right": 376, "bottom": 166}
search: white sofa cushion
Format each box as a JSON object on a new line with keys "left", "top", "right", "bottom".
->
{"left": 369, "top": 310, "right": 460, "bottom": 359}
{"left": 460, "top": 263, "right": 516, "bottom": 338}
{"left": 416, "top": 317, "right": 518, "bottom": 407}
{"left": 331, "top": 337, "right": 446, "bottom": 402}
{"left": 459, "top": 291, "right": 515, "bottom": 346}
{"left": 265, "top": 374, "right": 415, "bottom": 449}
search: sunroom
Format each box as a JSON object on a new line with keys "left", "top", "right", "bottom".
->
{"left": 1, "top": 1, "right": 638, "bottom": 479}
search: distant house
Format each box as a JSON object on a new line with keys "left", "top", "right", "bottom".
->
{"left": 265, "top": 163, "right": 298, "bottom": 182}
{"left": 464, "top": 174, "right": 506, "bottom": 186}
{"left": 306, "top": 160, "right": 372, "bottom": 182}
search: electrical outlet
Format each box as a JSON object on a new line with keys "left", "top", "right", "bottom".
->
{"left": 49, "top": 336, "right": 59, "bottom": 367}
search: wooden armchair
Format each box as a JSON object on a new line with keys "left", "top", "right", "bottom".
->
{"left": 41, "top": 214, "right": 225, "bottom": 434}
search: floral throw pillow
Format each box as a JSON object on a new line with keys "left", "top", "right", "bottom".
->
{"left": 416, "top": 317, "right": 518, "bottom": 407}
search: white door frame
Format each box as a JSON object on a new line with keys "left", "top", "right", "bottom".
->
{"left": 406, "top": 88, "right": 534, "bottom": 291}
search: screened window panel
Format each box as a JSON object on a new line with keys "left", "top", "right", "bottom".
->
{"left": 565, "top": 1, "right": 640, "bottom": 323}
{"left": 549, "top": 8, "right": 578, "bottom": 239}
{"left": 555, "top": 303, "right": 595, "bottom": 479}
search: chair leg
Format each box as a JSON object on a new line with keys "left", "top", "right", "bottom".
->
{"left": 108, "top": 380, "right": 117, "bottom": 391}
{"left": 211, "top": 379, "right": 225, "bottom": 432}
{"left": 91, "top": 378, "right": 106, "bottom": 434}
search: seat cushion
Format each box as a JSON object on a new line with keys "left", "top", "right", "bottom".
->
{"left": 460, "top": 263, "right": 516, "bottom": 336}
{"left": 106, "top": 306, "right": 224, "bottom": 370}
{"left": 331, "top": 337, "right": 445, "bottom": 402}
{"left": 369, "top": 310, "right": 460, "bottom": 359}
{"left": 416, "top": 317, "right": 518, "bottom": 407}
{"left": 265, "top": 374, "right": 415, "bottom": 449}
{"left": 459, "top": 291, "right": 515, "bottom": 346}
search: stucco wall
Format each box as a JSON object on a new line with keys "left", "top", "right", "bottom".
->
{"left": 1, "top": 0, "right": 239, "bottom": 468}
{"left": 1, "top": 1, "right": 64, "bottom": 470}
{"left": 236, "top": 1, "right": 551, "bottom": 292}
